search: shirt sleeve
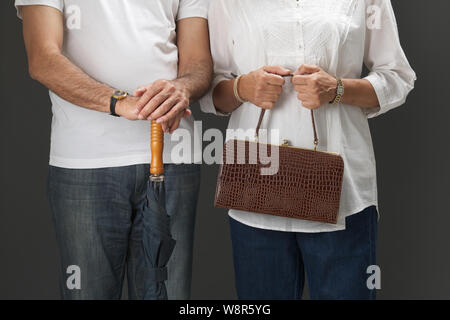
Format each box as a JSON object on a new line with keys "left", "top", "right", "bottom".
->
{"left": 177, "top": 0, "right": 209, "bottom": 21}
{"left": 199, "top": 0, "right": 237, "bottom": 116}
{"left": 15, "top": 0, "right": 63, "bottom": 19}
{"left": 363, "top": 0, "right": 416, "bottom": 118}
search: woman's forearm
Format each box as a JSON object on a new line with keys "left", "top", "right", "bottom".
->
{"left": 292, "top": 65, "right": 381, "bottom": 110}
{"left": 341, "top": 78, "right": 380, "bottom": 108}
{"left": 213, "top": 72, "right": 380, "bottom": 114}
{"left": 212, "top": 79, "right": 242, "bottom": 114}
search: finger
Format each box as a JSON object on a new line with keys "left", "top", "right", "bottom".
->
{"left": 259, "top": 85, "right": 282, "bottom": 97}
{"left": 183, "top": 109, "right": 192, "bottom": 118}
{"left": 294, "top": 85, "right": 309, "bottom": 93}
{"left": 161, "top": 121, "right": 170, "bottom": 133}
{"left": 156, "top": 103, "right": 187, "bottom": 125}
{"left": 297, "top": 93, "right": 310, "bottom": 103}
{"left": 266, "top": 84, "right": 283, "bottom": 95}
{"left": 265, "top": 73, "right": 286, "bottom": 86}
{"left": 134, "top": 87, "right": 163, "bottom": 115}
{"left": 147, "top": 96, "right": 178, "bottom": 121}
{"left": 156, "top": 101, "right": 188, "bottom": 124}
{"left": 165, "top": 109, "right": 190, "bottom": 133}
{"left": 261, "top": 93, "right": 281, "bottom": 102}
{"left": 263, "top": 65, "right": 292, "bottom": 76}
{"left": 165, "top": 113, "right": 179, "bottom": 134}
{"left": 165, "top": 109, "right": 189, "bottom": 132}
{"left": 134, "top": 82, "right": 168, "bottom": 114}
{"left": 294, "top": 64, "right": 321, "bottom": 76}
{"left": 291, "top": 75, "right": 309, "bottom": 85}
{"left": 169, "top": 116, "right": 183, "bottom": 134}
{"left": 138, "top": 89, "right": 172, "bottom": 120}
{"left": 133, "top": 86, "right": 147, "bottom": 97}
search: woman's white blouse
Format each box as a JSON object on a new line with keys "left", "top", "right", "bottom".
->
{"left": 200, "top": 0, "right": 416, "bottom": 233}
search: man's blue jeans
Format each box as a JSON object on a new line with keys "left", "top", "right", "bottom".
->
{"left": 230, "top": 206, "right": 378, "bottom": 300}
{"left": 47, "top": 164, "right": 200, "bottom": 300}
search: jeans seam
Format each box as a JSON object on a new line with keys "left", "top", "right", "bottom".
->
{"left": 294, "top": 247, "right": 301, "bottom": 300}
{"left": 368, "top": 207, "right": 375, "bottom": 299}
{"left": 128, "top": 244, "right": 140, "bottom": 299}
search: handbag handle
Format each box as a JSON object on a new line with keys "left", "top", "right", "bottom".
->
{"left": 255, "top": 109, "right": 319, "bottom": 151}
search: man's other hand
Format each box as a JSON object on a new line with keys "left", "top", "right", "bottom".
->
{"left": 133, "top": 80, "right": 191, "bottom": 133}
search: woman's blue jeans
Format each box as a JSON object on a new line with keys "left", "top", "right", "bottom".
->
{"left": 230, "top": 206, "right": 378, "bottom": 300}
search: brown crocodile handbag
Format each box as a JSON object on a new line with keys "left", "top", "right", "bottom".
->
{"left": 214, "top": 109, "right": 344, "bottom": 224}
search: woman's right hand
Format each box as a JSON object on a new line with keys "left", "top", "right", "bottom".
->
{"left": 239, "top": 66, "right": 291, "bottom": 109}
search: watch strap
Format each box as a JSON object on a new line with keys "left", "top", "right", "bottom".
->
{"left": 330, "top": 78, "right": 344, "bottom": 105}
{"left": 110, "top": 96, "right": 120, "bottom": 117}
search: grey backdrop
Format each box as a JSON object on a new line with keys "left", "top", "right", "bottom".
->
{"left": 1, "top": 1, "right": 449, "bottom": 300}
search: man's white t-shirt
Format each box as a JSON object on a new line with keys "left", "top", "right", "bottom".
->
{"left": 15, "top": 0, "right": 208, "bottom": 169}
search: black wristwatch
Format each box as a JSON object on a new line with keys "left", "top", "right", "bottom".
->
{"left": 110, "top": 90, "right": 128, "bottom": 117}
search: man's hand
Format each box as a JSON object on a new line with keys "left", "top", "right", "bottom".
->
{"left": 131, "top": 17, "right": 211, "bottom": 133}
{"left": 292, "top": 65, "right": 337, "bottom": 109}
{"left": 114, "top": 96, "right": 141, "bottom": 121}
{"left": 133, "top": 81, "right": 191, "bottom": 132}
{"left": 239, "top": 66, "right": 291, "bottom": 110}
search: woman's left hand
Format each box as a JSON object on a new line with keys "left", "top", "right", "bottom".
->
{"left": 292, "top": 65, "right": 337, "bottom": 109}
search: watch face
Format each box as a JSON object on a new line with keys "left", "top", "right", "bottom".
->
{"left": 113, "top": 90, "right": 128, "bottom": 99}
{"left": 337, "top": 83, "right": 344, "bottom": 95}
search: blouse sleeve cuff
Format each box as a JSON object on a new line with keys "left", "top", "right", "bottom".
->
{"left": 363, "top": 73, "right": 389, "bottom": 119}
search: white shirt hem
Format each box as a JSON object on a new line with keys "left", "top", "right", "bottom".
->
{"left": 49, "top": 152, "right": 203, "bottom": 169}
{"left": 228, "top": 201, "right": 379, "bottom": 234}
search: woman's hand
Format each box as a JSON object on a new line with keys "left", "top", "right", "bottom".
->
{"left": 292, "top": 65, "right": 337, "bottom": 109}
{"left": 239, "top": 66, "right": 291, "bottom": 109}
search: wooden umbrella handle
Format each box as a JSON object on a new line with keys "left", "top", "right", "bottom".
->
{"left": 150, "top": 120, "right": 164, "bottom": 176}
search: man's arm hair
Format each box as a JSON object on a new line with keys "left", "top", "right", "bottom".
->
{"left": 174, "top": 17, "right": 213, "bottom": 103}
{"left": 21, "top": 5, "right": 115, "bottom": 113}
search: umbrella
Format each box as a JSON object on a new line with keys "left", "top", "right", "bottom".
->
{"left": 142, "top": 121, "right": 176, "bottom": 300}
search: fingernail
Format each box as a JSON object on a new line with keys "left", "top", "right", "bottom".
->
{"left": 138, "top": 114, "right": 144, "bottom": 120}
{"left": 133, "top": 109, "right": 139, "bottom": 115}
{"left": 156, "top": 118, "right": 163, "bottom": 124}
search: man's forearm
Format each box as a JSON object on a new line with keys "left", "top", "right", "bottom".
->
{"left": 30, "top": 51, "right": 114, "bottom": 113}
{"left": 132, "top": 57, "right": 212, "bottom": 128}
{"left": 174, "top": 58, "right": 213, "bottom": 103}
{"left": 132, "top": 16, "right": 212, "bottom": 127}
